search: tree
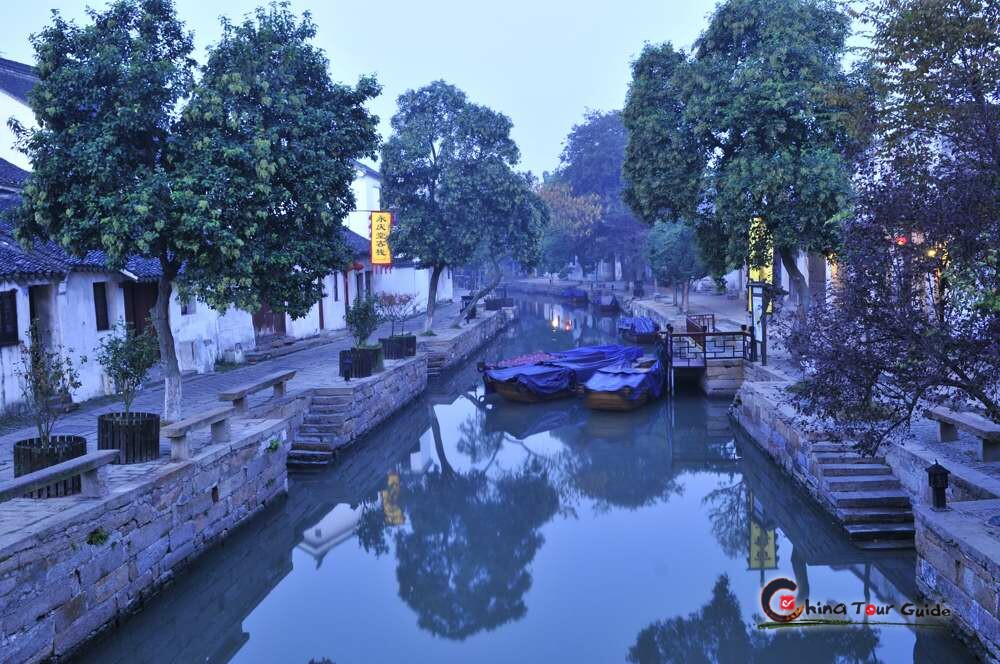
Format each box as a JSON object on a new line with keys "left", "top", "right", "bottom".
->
{"left": 96, "top": 322, "right": 159, "bottom": 415}
{"left": 624, "top": 0, "right": 861, "bottom": 319}
{"left": 17, "top": 325, "right": 83, "bottom": 444}
{"left": 646, "top": 222, "right": 706, "bottom": 311}
{"left": 554, "top": 110, "right": 649, "bottom": 281}
{"left": 788, "top": 0, "right": 1000, "bottom": 449}
{"left": 381, "top": 81, "right": 543, "bottom": 332}
{"left": 13, "top": 1, "right": 379, "bottom": 420}
{"left": 536, "top": 182, "right": 602, "bottom": 277}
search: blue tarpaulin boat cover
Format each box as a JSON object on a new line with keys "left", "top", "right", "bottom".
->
{"left": 617, "top": 317, "right": 659, "bottom": 334}
{"left": 584, "top": 360, "right": 665, "bottom": 400}
{"left": 485, "top": 344, "right": 643, "bottom": 396}
{"left": 561, "top": 287, "right": 588, "bottom": 299}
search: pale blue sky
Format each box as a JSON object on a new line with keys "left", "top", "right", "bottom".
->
{"left": 0, "top": 0, "right": 719, "bottom": 176}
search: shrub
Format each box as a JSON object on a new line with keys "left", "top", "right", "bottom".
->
{"left": 96, "top": 321, "right": 159, "bottom": 415}
{"left": 346, "top": 295, "right": 383, "bottom": 347}
{"left": 376, "top": 292, "right": 418, "bottom": 336}
{"left": 17, "top": 323, "right": 83, "bottom": 443}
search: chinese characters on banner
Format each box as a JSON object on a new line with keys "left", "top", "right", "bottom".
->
{"left": 371, "top": 211, "right": 393, "bottom": 266}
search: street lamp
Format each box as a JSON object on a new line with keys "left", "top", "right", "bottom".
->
{"left": 926, "top": 460, "right": 950, "bottom": 510}
{"left": 748, "top": 281, "right": 769, "bottom": 365}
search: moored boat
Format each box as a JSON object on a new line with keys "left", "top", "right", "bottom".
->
{"left": 583, "top": 357, "right": 665, "bottom": 411}
{"left": 482, "top": 344, "right": 643, "bottom": 403}
{"left": 559, "top": 286, "right": 589, "bottom": 303}
{"left": 593, "top": 292, "right": 620, "bottom": 313}
{"left": 617, "top": 316, "right": 660, "bottom": 344}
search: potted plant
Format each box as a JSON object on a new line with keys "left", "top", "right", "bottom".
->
{"left": 95, "top": 322, "right": 161, "bottom": 464}
{"left": 12, "top": 324, "right": 87, "bottom": 497}
{"left": 340, "top": 294, "right": 384, "bottom": 379}
{"left": 377, "top": 292, "right": 419, "bottom": 359}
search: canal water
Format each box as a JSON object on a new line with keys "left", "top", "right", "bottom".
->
{"left": 77, "top": 297, "right": 975, "bottom": 663}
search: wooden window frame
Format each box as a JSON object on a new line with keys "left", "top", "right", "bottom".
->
{"left": 0, "top": 289, "right": 18, "bottom": 347}
{"left": 93, "top": 282, "right": 110, "bottom": 331}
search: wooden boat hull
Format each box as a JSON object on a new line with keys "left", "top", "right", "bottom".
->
{"left": 487, "top": 377, "right": 575, "bottom": 403}
{"left": 622, "top": 331, "right": 659, "bottom": 344}
{"left": 584, "top": 388, "right": 650, "bottom": 411}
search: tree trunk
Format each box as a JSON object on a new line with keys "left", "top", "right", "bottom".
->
{"left": 682, "top": 280, "right": 691, "bottom": 312}
{"left": 151, "top": 275, "right": 182, "bottom": 422}
{"left": 454, "top": 256, "right": 501, "bottom": 327}
{"left": 779, "top": 248, "right": 810, "bottom": 321}
{"left": 429, "top": 404, "right": 454, "bottom": 478}
{"left": 423, "top": 264, "right": 444, "bottom": 334}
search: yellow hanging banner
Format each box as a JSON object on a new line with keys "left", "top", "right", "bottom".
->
{"left": 370, "top": 211, "right": 393, "bottom": 266}
{"left": 748, "top": 216, "right": 773, "bottom": 313}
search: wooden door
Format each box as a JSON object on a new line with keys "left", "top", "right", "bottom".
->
{"left": 253, "top": 302, "right": 286, "bottom": 341}
{"left": 123, "top": 282, "right": 158, "bottom": 336}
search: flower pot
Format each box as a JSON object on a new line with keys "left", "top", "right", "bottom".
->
{"left": 380, "top": 335, "right": 417, "bottom": 359}
{"left": 97, "top": 412, "right": 161, "bottom": 464}
{"left": 339, "top": 346, "right": 384, "bottom": 379}
{"left": 13, "top": 435, "right": 87, "bottom": 498}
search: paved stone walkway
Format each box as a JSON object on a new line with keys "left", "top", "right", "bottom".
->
{"left": 0, "top": 300, "right": 461, "bottom": 479}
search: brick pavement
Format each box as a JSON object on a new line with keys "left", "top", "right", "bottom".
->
{"left": 0, "top": 300, "right": 460, "bottom": 478}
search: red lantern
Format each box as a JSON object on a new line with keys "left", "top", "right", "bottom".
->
{"left": 351, "top": 261, "right": 364, "bottom": 271}
{"left": 894, "top": 235, "right": 908, "bottom": 246}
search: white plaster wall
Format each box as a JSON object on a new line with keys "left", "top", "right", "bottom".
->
{"left": 344, "top": 170, "right": 381, "bottom": 240}
{"left": 0, "top": 279, "right": 37, "bottom": 412}
{"left": 0, "top": 92, "right": 34, "bottom": 172}
{"left": 170, "top": 293, "right": 255, "bottom": 373}
{"left": 56, "top": 273, "right": 126, "bottom": 402}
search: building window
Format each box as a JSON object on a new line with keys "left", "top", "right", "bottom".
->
{"left": 0, "top": 290, "right": 17, "bottom": 346}
{"left": 181, "top": 298, "right": 197, "bottom": 316}
{"left": 333, "top": 274, "right": 339, "bottom": 301}
{"left": 93, "top": 282, "right": 110, "bottom": 331}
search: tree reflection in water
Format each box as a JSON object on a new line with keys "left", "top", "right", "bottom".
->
{"left": 627, "top": 575, "right": 882, "bottom": 664}
{"left": 356, "top": 404, "right": 560, "bottom": 640}
{"left": 702, "top": 476, "right": 749, "bottom": 559}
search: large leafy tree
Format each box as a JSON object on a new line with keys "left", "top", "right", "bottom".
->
{"left": 789, "top": 0, "right": 1000, "bottom": 448}
{"left": 536, "top": 182, "right": 602, "bottom": 277}
{"left": 645, "top": 222, "right": 706, "bottom": 312}
{"left": 381, "top": 81, "right": 543, "bottom": 332}
{"left": 554, "top": 110, "right": 648, "bottom": 281}
{"left": 624, "top": 0, "right": 860, "bottom": 318}
{"left": 13, "top": 0, "right": 379, "bottom": 419}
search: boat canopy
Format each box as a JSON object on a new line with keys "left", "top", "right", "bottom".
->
{"left": 560, "top": 287, "right": 588, "bottom": 299}
{"left": 485, "top": 344, "right": 644, "bottom": 396}
{"left": 617, "top": 316, "right": 659, "bottom": 334}
{"left": 584, "top": 360, "right": 665, "bottom": 401}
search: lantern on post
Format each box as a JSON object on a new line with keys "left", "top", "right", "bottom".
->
{"left": 926, "top": 460, "right": 950, "bottom": 510}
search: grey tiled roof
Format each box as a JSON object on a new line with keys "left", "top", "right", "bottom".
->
{"left": 342, "top": 226, "right": 369, "bottom": 257}
{"left": 0, "top": 158, "right": 28, "bottom": 191}
{"left": 352, "top": 159, "right": 380, "bottom": 181}
{"left": 0, "top": 57, "right": 38, "bottom": 105}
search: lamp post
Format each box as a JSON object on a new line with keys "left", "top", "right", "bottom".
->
{"left": 748, "top": 281, "right": 769, "bottom": 365}
{"left": 926, "top": 460, "right": 950, "bottom": 510}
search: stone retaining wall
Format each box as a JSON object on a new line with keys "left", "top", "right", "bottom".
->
{"left": 732, "top": 379, "right": 832, "bottom": 512}
{"left": 0, "top": 418, "right": 290, "bottom": 663}
{"left": 915, "top": 501, "right": 1000, "bottom": 663}
{"left": 314, "top": 355, "right": 429, "bottom": 449}
{"left": 419, "top": 307, "right": 515, "bottom": 376}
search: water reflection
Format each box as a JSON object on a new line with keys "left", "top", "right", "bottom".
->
{"left": 75, "top": 296, "right": 975, "bottom": 664}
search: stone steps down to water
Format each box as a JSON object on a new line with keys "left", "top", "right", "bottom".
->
{"left": 288, "top": 308, "right": 516, "bottom": 468}
{"left": 812, "top": 442, "right": 915, "bottom": 550}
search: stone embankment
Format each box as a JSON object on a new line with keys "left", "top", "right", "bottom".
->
{"left": 287, "top": 306, "right": 516, "bottom": 467}
{"left": 732, "top": 370, "right": 1000, "bottom": 662}
{"left": 0, "top": 417, "right": 291, "bottom": 663}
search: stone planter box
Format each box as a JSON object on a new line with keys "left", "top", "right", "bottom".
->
{"left": 97, "top": 411, "right": 161, "bottom": 464}
{"left": 12, "top": 435, "right": 87, "bottom": 497}
{"left": 380, "top": 335, "right": 417, "bottom": 359}
{"left": 339, "top": 346, "right": 384, "bottom": 379}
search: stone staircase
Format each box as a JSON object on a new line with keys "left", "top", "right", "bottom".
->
{"left": 812, "top": 442, "right": 915, "bottom": 550}
{"left": 287, "top": 394, "right": 350, "bottom": 468}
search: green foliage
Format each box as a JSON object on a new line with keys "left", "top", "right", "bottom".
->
{"left": 536, "top": 182, "right": 602, "bottom": 275}
{"left": 646, "top": 222, "right": 706, "bottom": 286}
{"left": 377, "top": 292, "right": 418, "bottom": 337}
{"left": 17, "top": 324, "right": 83, "bottom": 443}
{"left": 552, "top": 110, "right": 648, "bottom": 279}
{"left": 86, "top": 528, "right": 109, "bottom": 546}
{"left": 267, "top": 438, "right": 281, "bottom": 453}
{"left": 623, "top": 0, "right": 860, "bottom": 284}
{"left": 623, "top": 43, "right": 704, "bottom": 225}
{"left": 11, "top": 1, "right": 380, "bottom": 417}
{"left": 96, "top": 322, "right": 159, "bottom": 415}
{"left": 381, "top": 81, "right": 545, "bottom": 327}
{"left": 346, "top": 294, "right": 382, "bottom": 347}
